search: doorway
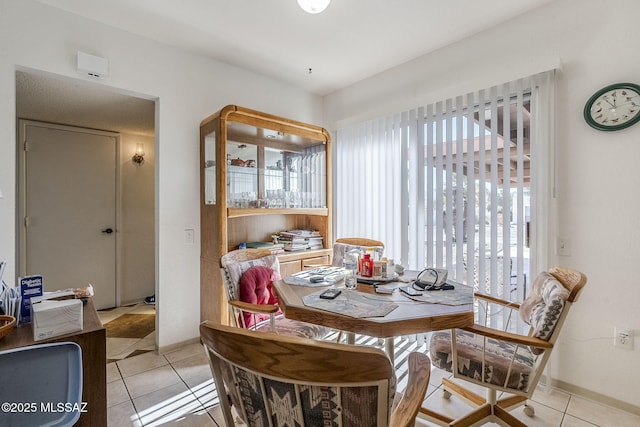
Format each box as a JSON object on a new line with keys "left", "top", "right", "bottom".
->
{"left": 15, "top": 69, "right": 156, "bottom": 311}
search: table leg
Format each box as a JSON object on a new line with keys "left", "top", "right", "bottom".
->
{"left": 346, "top": 332, "right": 355, "bottom": 345}
{"left": 385, "top": 337, "right": 394, "bottom": 364}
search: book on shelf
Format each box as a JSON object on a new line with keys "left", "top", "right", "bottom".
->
{"left": 245, "top": 242, "right": 285, "bottom": 255}
{"left": 283, "top": 243, "right": 310, "bottom": 252}
{"left": 246, "top": 241, "right": 284, "bottom": 249}
{"left": 276, "top": 229, "right": 324, "bottom": 251}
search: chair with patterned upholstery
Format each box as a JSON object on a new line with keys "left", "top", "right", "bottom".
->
{"left": 220, "top": 248, "right": 329, "bottom": 339}
{"left": 332, "top": 237, "right": 385, "bottom": 266}
{"left": 200, "top": 321, "right": 431, "bottom": 427}
{"left": 300, "top": 237, "right": 385, "bottom": 270}
{"left": 420, "top": 266, "right": 587, "bottom": 426}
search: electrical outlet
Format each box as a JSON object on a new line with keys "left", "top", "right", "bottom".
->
{"left": 614, "top": 327, "right": 633, "bottom": 350}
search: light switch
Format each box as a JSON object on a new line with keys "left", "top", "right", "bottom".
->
{"left": 185, "top": 229, "right": 195, "bottom": 245}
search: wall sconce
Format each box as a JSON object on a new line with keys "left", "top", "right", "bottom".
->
{"left": 0, "top": 188, "right": 3, "bottom": 199}
{"left": 132, "top": 143, "right": 145, "bottom": 164}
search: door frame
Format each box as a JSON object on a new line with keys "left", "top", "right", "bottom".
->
{"left": 17, "top": 120, "right": 122, "bottom": 306}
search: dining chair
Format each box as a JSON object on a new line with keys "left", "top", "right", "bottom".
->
{"left": 220, "top": 248, "right": 329, "bottom": 339}
{"left": 332, "top": 237, "right": 385, "bottom": 266}
{"left": 200, "top": 321, "right": 432, "bottom": 427}
{"left": 420, "top": 266, "right": 587, "bottom": 426}
{"left": 299, "top": 237, "right": 385, "bottom": 269}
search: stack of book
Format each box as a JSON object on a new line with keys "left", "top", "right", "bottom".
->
{"left": 246, "top": 241, "right": 285, "bottom": 255}
{"left": 278, "top": 230, "right": 323, "bottom": 252}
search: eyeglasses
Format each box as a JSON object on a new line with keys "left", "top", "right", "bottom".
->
{"left": 412, "top": 268, "right": 455, "bottom": 291}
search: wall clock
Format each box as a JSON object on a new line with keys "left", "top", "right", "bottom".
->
{"left": 584, "top": 82, "right": 640, "bottom": 131}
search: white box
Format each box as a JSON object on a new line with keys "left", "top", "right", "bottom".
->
{"left": 77, "top": 51, "right": 109, "bottom": 78}
{"left": 31, "top": 294, "right": 83, "bottom": 341}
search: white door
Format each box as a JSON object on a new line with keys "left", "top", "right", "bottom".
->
{"left": 22, "top": 122, "right": 117, "bottom": 310}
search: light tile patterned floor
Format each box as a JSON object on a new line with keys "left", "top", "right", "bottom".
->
{"left": 103, "top": 319, "right": 640, "bottom": 427}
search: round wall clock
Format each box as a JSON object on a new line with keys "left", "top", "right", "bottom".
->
{"left": 584, "top": 82, "right": 640, "bottom": 131}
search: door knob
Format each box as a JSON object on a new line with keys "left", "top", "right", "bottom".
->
{"left": 101, "top": 228, "right": 114, "bottom": 234}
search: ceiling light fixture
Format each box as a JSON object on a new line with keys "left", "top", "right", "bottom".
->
{"left": 297, "top": 0, "right": 331, "bottom": 14}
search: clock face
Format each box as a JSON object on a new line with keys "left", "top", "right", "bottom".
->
{"left": 584, "top": 83, "right": 640, "bottom": 131}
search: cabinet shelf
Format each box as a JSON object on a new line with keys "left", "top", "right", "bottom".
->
{"left": 227, "top": 207, "right": 329, "bottom": 218}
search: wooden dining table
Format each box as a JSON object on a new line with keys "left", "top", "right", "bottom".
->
{"left": 273, "top": 275, "right": 474, "bottom": 362}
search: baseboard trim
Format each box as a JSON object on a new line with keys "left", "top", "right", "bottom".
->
{"left": 157, "top": 337, "right": 201, "bottom": 355}
{"left": 550, "top": 378, "right": 640, "bottom": 416}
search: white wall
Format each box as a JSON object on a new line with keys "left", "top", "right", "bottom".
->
{"left": 325, "top": 0, "right": 640, "bottom": 410}
{"left": 0, "top": 0, "right": 323, "bottom": 350}
{"left": 120, "top": 133, "right": 155, "bottom": 304}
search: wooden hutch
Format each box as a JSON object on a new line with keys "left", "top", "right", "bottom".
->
{"left": 200, "top": 105, "right": 332, "bottom": 323}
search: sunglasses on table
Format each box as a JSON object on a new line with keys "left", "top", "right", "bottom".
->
{"left": 412, "top": 267, "right": 455, "bottom": 291}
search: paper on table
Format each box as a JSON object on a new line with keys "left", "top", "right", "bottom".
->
{"left": 303, "top": 289, "right": 398, "bottom": 318}
{"left": 402, "top": 281, "right": 474, "bottom": 306}
{"left": 284, "top": 266, "right": 345, "bottom": 287}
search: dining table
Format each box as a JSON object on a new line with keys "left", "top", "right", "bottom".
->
{"left": 273, "top": 271, "right": 475, "bottom": 363}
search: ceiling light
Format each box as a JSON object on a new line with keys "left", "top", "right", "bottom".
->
{"left": 297, "top": 0, "right": 331, "bottom": 14}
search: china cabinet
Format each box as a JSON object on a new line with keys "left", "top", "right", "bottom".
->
{"left": 200, "top": 105, "right": 332, "bottom": 323}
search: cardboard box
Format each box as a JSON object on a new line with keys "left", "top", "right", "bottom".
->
{"left": 18, "top": 274, "right": 43, "bottom": 324}
{"left": 31, "top": 293, "right": 83, "bottom": 341}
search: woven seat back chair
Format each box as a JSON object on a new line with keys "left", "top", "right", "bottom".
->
{"left": 201, "top": 321, "right": 431, "bottom": 427}
{"left": 420, "top": 266, "right": 587, "bottom": 426}
{"left": 331, "top": 237, "right": 385, "bottom": 267}
{"left": 220, "top": 248, "right": 328, "bottom": 339}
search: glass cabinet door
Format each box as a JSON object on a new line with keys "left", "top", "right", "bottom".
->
{"left": 225, "top": 122, "right": 327, "bottom": 210}
{"left": 204, "top": 130, "right": 216, "bottom": 205}
{"left": 226, "top": 142, "right": 258, "bottom": 207}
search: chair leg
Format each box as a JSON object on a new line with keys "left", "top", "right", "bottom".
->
{"left": 442, "top": 378, "right": 486, "bottom": 406}
{"left": 418, "top": 407, "right": 453, "bottom": 426}
{"left": 497, "top": 394, "right": 527, "bottom": 411}
{"left": 450, "top": 403, "right": 492, "bottom": 427}
{"left": 494, "top": 404, "right": 528, "bottom": 427}
{"left": 437, "top": 378, "right": 531, "bottom": 426}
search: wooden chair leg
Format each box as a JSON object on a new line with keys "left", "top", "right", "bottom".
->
{"left": 418, "top": 406, "right": 453, "bottom": 426}
{"left": 494, "top": 404, "right": 528, "bottom": 427}
{"left": 450, "top": 403, "right": 492, "bottom": 427}
{"left": 442, "top": 378, "right": 486, "bottom": 406}
{"left": 497, "top": 394, "right": 527, "bottom": 411}
{"left": 436, "top": 378, "right": 531, "bottom": 426}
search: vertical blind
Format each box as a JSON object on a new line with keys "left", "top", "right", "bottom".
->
{"left": 336, "top": 71, "right": 555, "bottom": 315}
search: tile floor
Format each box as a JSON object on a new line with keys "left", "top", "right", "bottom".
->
{"left": 101, "top": 309, "right": 640, "bottom": 426}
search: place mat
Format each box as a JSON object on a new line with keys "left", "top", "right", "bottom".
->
{"left": 283, "top": 267, "right": 345, "bottom": 287}
{"left": 302, "top": 289, "right": 398, "bottom": 318}
{"left": 403, "top": 281, "right": 474, "bottom": 306}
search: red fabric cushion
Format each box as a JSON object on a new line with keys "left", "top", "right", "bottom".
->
{"left": 238, "top": 266, "right": 282, "bottom": 328}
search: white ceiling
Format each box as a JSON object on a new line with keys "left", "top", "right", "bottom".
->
{"left": 18, "top": 0, "right": 554, "bottom": 135}
{"left": 36, "top": 0, "right": 553, "bottom": 95}
{"left": 16, "top": 71, "right": 156, "bottom": 136}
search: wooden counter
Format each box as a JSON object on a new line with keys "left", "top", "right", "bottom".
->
{"left": 0, "top": 298, "right": 106, "bottom": 427}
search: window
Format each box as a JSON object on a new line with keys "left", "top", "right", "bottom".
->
{"left": 336, "top": 71, "right": 555, "bottom": 311}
